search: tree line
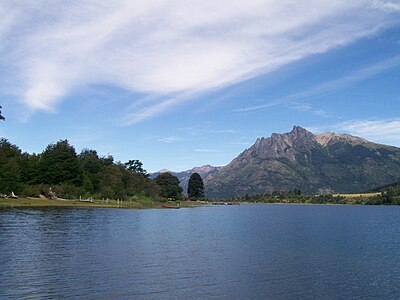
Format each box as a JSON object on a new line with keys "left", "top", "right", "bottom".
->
{"left": 0, "top": 138, "right": 204, "bottom": 201}
{"left": 238, "top": 188, "right": 400, "bottom": 205}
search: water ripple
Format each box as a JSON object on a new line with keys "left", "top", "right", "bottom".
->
{"left": 1, "top": 205, "right": 400, "bottom": 298}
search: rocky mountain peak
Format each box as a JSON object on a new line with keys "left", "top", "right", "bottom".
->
{"left": 191, "top": 165, "right": 221, "bottom": 174}
{"left": 242, "top": 126, "right": 318, "bottom": 162}
{"left": 291, "top": 125, "right": 310, "bottom": 134}
{"left": 205, "top": 126, "right": 400, "bottom": 198}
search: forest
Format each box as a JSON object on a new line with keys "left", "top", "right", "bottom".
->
{"left": 0, "top": 138, "right": 162, "bottom": 200}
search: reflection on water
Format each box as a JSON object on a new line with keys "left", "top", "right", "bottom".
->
{"left": 1, "top": 205, "right": 400, "bottom": 298}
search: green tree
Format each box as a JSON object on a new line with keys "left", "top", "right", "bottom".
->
{"left": 125, "top": 159, "right": 148, "bottom": 177}
{"left": 19, "top": 152, "right": 39, "bottom": 184}
{"left": 79, "top": 149, "right": 103, "bottom": 193}
{"left": 0, "top": 137, "right": 161, "bottom": 200}
{"left": 187, "top": 172, "right": 204, "bottom": 199}
{"left": 0, "top": 139, "right": 24, "bottom": 193}
{"left": 154, "top": 172, "right": 183, "bottom": 200}
{"left": 39, "top": 140, "right": 82, "bottom": 185}
{"left": 99, "top": 164, "right": 126, "bottom": 199}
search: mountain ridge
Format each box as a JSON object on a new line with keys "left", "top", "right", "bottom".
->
{"left": 315, "top": 132, "right": 369, "bottom": 147}
{"left": 152, "top": 126, "right": 400, "bottom": 198}
{"left": 204, "top": 126, "right": 400, "bottom": 198}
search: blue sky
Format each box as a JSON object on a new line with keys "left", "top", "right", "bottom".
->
{"left": 0, "top": 1, "right": 399, "bottom": 172}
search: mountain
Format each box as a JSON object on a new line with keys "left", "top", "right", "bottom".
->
{"left": 205, "top": 126, "right": 400, "bottom": 198}
{"left": 151, "top": 165, "right": 222, "bottom": 194}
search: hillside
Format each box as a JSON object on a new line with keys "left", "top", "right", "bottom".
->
{"left": 204, "top": 126, "right": 400, "bottom": 198}
{"left": 371, "top": 180, "right": 400, "bottom": 193}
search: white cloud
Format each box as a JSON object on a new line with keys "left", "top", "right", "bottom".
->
{"left": 373, "top": 1, "right": 400, "bottom": 11}
{"left": 311, "top": 119, "right": 400, "bottom": 146}
{"left": 178, "top": 125, "right": 237, "bottom": 135}
{"left": 0, "top": 0, "right": 399, "bottom": 122}
{"left": 336, "top": 119, "right": 400, "bottom": 144}
{"left": 289, "top": 102, "right": 328, "bottom": 117}
{"left": 235, "top": 55, "right": 400, "bottom": 112}
{"left": 157, "top": 136, "right": 183, "bottom": 143}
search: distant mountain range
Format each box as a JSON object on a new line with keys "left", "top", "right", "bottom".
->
{"left": 152, "top": 126, "right": 400, "bottom": 198}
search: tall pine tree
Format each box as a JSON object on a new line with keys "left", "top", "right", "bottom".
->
{"left": 187, "top": 172, "right": 204, "bottom": 199}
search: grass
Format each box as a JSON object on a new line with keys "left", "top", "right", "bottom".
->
{"left": 0, "top": 198, "right": 119, "bottom": 208}
{"left": 1, "top": 193, "right": 387, "bottom": 209}
{"left": 333, "top": 192, "right": 381, "bottom": 198}
{"left": 0, "top": 197, "right": 205, "bottom": 209}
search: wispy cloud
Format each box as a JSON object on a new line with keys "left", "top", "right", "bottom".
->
{"left": 234, "top": 55, "right": 400, "bottom": 112}
{"left": 310, "top": 118, "right": 400, "bottom": 145}
{"left": 289, "top": 102, "right": 328, "bottom": 117}
{"left": 0, "top": 1, "right": 399, "bottom": 122}
{"left": 157, "top": 136, "right": 183, "bottom": 143}
{"left": 337, "top": 119, "right": 400, "bottom": 144}
{"left": 177, "top": 125, "right": 237, "bottom": 136}
{"left": 373, "top": 1, "right": 400, "bottom": 11}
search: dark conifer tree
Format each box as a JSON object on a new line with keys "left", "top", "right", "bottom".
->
{"left": 0, "top": 139, "right": 22, "bottom": 193}
{"left": 187, "top": 172, "right": 204, "bottom": 199}
{"left": 0, "top": 105, "right": 5, "bottom": 121}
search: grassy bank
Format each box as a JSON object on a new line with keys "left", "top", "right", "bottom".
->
{"left": 2, "top": 192, "right": 397, "bottom": 209}
{"left": 0, "top": 198, "right": 204, "bottom": 209}
{"left": 333, "top": 192, "right": 381, "bottom": 199}
{"left": 239, "top": 191, "right": 400, "bottom": 205}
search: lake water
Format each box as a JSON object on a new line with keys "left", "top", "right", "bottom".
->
{"left": 1, "top": 204, "right": 400, "bottom": 299}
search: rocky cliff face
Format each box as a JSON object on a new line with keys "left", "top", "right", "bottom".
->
{"left": 237, "top": 126, "right": 318, "bottom": 162}
{"left": 204, "top": 126, "right": 400, "bottom": 198}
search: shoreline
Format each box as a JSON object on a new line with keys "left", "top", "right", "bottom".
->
{"left": 0, "top": 198, "right": 206, "bottom": 210}
{"left": 1, "top": 198, "right": 396, "bottom": 209}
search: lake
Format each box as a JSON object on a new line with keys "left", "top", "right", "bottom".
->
{"left": 1, "top": 204, "right": 400, "bottom": 299}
